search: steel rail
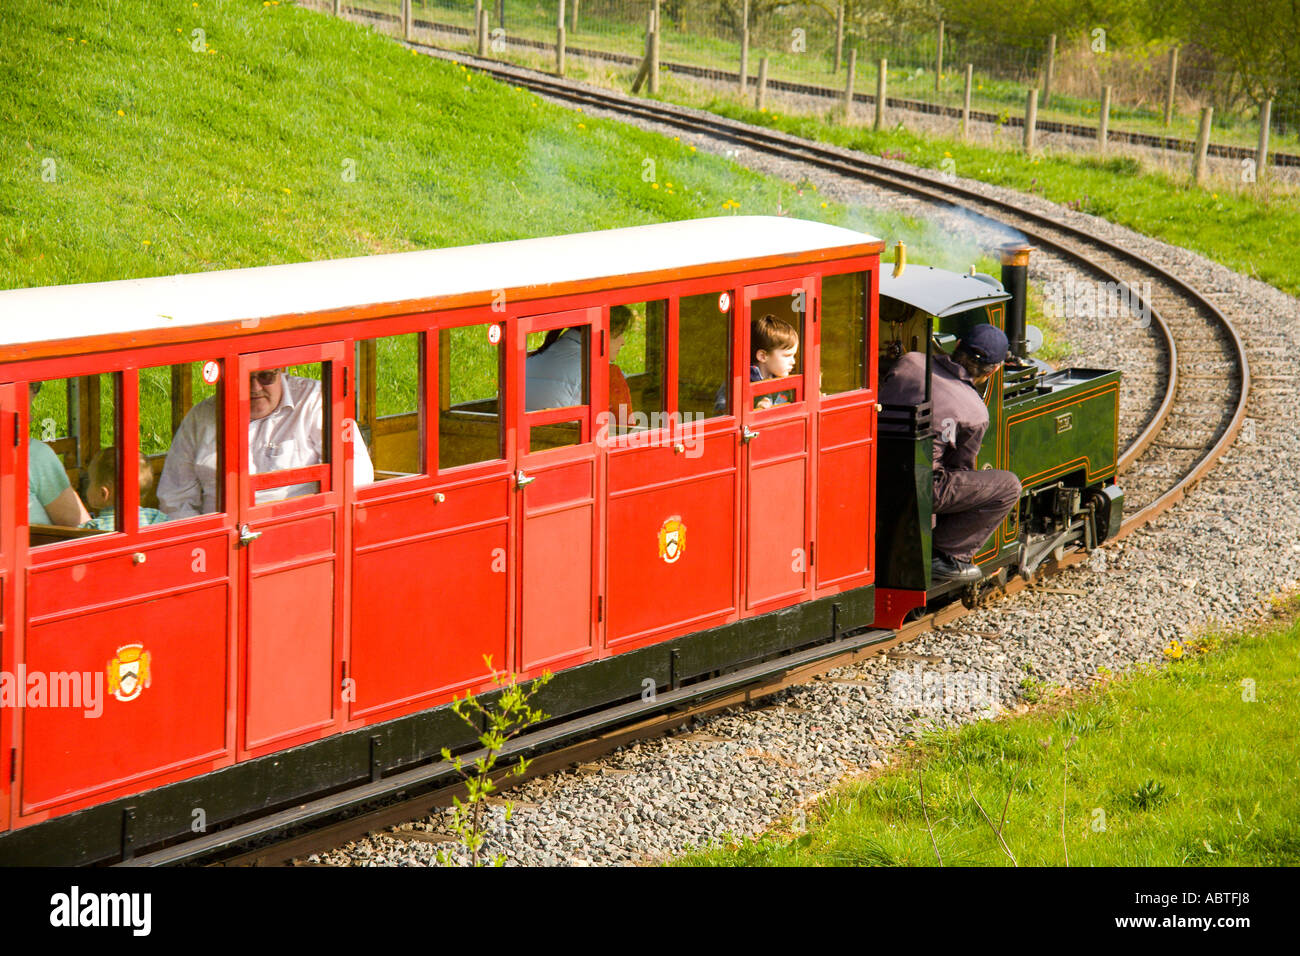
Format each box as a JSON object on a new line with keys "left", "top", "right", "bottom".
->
{"left": 121, "top": 37, "right": 1248, "bottom": 868}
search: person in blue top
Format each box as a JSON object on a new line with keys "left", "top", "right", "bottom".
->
{"left": 712, "top": 314, "right": 801, "bottom": 414}
{"left": 81, "top": 446, "right": 168, "bottom": 532}
{"left": 27, "top": 382, "right": 90, "bottom": 527}
{"left": 749, "top": 314, "right": 799, "bottom": 410}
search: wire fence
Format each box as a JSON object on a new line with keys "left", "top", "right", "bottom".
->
{"left": 316, "top": 0, "right": 1298, "bottom": 173}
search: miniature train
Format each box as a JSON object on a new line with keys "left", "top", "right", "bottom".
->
{"left": 0, "top": 217, "right": 1119, "bottom": 864}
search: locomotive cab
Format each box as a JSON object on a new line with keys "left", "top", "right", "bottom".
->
{"left": 873, "top": 245, "right": 1123, "bottom": 628}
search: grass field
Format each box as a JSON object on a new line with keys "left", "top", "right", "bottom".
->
{"left": 676, "top": 599, "right": 1300, "bottom": 866}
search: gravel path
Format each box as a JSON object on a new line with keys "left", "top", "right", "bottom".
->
{"left": 309, "top": 64, "right": 1298, "bottom": 868}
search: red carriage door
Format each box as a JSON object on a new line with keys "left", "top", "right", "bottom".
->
{"left": 604, "top": 292, "right": 741, "bottom": 649}
{"left": 348, "top": 323, "right": 512, "bottom": 722}
{"left": 514, "top": 308, "right": 601, "bottom": 672}
{"left": 814, "top": 268, "right": 877, "bottom": 596}
{"left": 237, "top": 344, "right": 349, "bottom": 756}
{"left": 741, "top": 277, "right": 817, "bottom": 614}
{"left": 0, "top": 385, "right": 13, "bottom": 832}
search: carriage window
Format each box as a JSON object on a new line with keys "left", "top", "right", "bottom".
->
{"left": 439, "top": 323, "right": 503, "bottom": 470}
{"left": 525, "top": 325, "right": 590, "bottom": 412}
{"left": 28, "top": 374, "right": 119, "bottom": 545}
{"left": 608, "top": 300, "right": 667, "bottom": 436}
{"left": 678, "top": 290, "right": 732, "bottom": 419}
{"left": 821, "top": 272, "right": 867, "bottom": 395}
{"left": 748, "top": 290, "right": 805, "bottom": 408}
{"left": 249, "top": 362, "right": 329, "bottom": 503}
{"left": 356, "top": 333, "right": 423, "bottom": 481}
{"left": 149, "top": 361, "right": 222, "bottom": 522}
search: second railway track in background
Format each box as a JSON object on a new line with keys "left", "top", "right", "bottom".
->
{"left": 141, "top": 39, "right": 1249, "bottom": 867}
{"left": 427, "top": 49, "right": 1248, "bottom": 529}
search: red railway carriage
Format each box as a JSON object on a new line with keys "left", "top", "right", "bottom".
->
{"left": 0, "top": 216, "right": 883, "bottom": 863}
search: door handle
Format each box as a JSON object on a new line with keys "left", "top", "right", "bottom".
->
{"left": 515, "top": 469, "right": 536, "bottom": 489}
{"left": 238, "top": 523, "right": 263, "bottom": 546}
{"left": 740, "top": 425, "right": 759, "bottom": 444}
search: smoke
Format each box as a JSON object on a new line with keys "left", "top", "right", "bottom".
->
{"left": 839, "top": 200, "right": 1022, "bottom": 274}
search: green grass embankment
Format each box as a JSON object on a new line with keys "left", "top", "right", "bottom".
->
{"left": 676, "top": 601, "right": 1300, "bottom": 866}
{"left": 2, "top": 0, "right": 975, "bottom": 290}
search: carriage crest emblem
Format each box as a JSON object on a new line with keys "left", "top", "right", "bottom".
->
{"left": 107, "top": 644, "right": 152, "bottom": 703}
{"left": 657, "top": 516, "right": 686, "bottom": 564}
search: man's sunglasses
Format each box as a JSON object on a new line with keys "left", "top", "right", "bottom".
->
{"left": 249, "top": 369, "right": 282, "bottom": 386}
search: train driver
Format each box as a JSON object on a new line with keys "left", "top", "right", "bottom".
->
{"left": 27, "top": 381, "right": 92, "bottom": 527}
{"left": 879, "top": 323, "right": 1022, "bottom": 585}
{"left": 157, "top": 367, "right": 374, "bottom": 518}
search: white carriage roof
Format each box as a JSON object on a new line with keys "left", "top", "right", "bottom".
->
{"left": 0, "top": 216, "right": 879, "bottom": 351}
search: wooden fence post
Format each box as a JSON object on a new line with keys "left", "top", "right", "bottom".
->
{"left": 843, "top": 48, "right": 856, "bottom": 121}
{"left": 496, "top": 0, "right": 504, "bottom": 30}
{"left": 935, "top": 19, "right": 944, "bottom": 92}
{"left": 1256, "top": 99, "right": 1272, "bottom": 183}
{"left": 1042, "top": 34, "right": 1056, "bottom": 107}
{"left": 333, "top": 0, "right": 339, "bottom": 17}
{"left": 477, "top": 6, "right": 488, "bottom": 56}
{"left": 1192, "top": 106, "right": 1213, "bottom": 184}
{"left": 1098, "top": 84, "right": 1111, "bottom": 152}
{"left": 757, "top": 56, "right": 769, "bottom": 111}
{"left": 556, "top": 0, "right": 565, "bottom": 75}
{"left": 1164, "top": 47, "right": 1179, "bottom": 127}
{"left": 874, "top": 57, "right": 887, "bottom": 130}
{"left": 834, "top": 3, "right": 844, "bottom": 74}
{"left": 739, "top": 0, "right": 750, "bottom": 92}
{"left": 649, "top": 1, "right": 661, "bottom": 95}
{"left": 571, "top": 0, "right": 579, "bottom": 34}
{"left": 1024, "top": 88, "right": 1038, "bottom": 152}
{"left": 961, "top": 62, "right": 972, "bottom": 141}
{"left": 402, "top": 0, "right": 411, "bottom": 40}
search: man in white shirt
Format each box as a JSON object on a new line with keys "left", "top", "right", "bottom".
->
{"left": 525, "top": 327, "right": 586, "bottom": 410}
{"left": 157, "top": 369, "right": 374, "bottom": 519}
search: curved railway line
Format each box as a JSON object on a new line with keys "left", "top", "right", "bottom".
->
{"left": 124, "top": 42, "right": 1248, "bottom": 867}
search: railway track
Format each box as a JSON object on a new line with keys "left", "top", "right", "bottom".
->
{"left": 123, "top": 37, "right": 1248, "bottom": 868}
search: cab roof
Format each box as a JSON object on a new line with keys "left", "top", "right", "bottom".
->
{"left": 880, "top": 265, "right": 1010, "bottom": 318}
{"left": 0, "top": 217, "right": 881, "bottom": 358}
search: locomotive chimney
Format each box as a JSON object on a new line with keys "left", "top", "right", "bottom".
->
{"left": 998, "top": 242, "right": 1033, "bottom": 360}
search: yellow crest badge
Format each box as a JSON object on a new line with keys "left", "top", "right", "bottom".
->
{"left": 657, "top": 516, "right": 686, "bottom": 564}
{"left": 107, "top": 644, "right": 152, "bottom": 703}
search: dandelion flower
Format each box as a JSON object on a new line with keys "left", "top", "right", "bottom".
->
{"left": 282, "top": 187, "right": 291, "bottom": 194}
{"left": 116, "top": 109, "right": 125, "bottom": 116}
{"left": 651, "top": 182, "right": 659, "bottom": 189}
{"left": 142, "top": 240, "right": 151, "bottom": 246}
